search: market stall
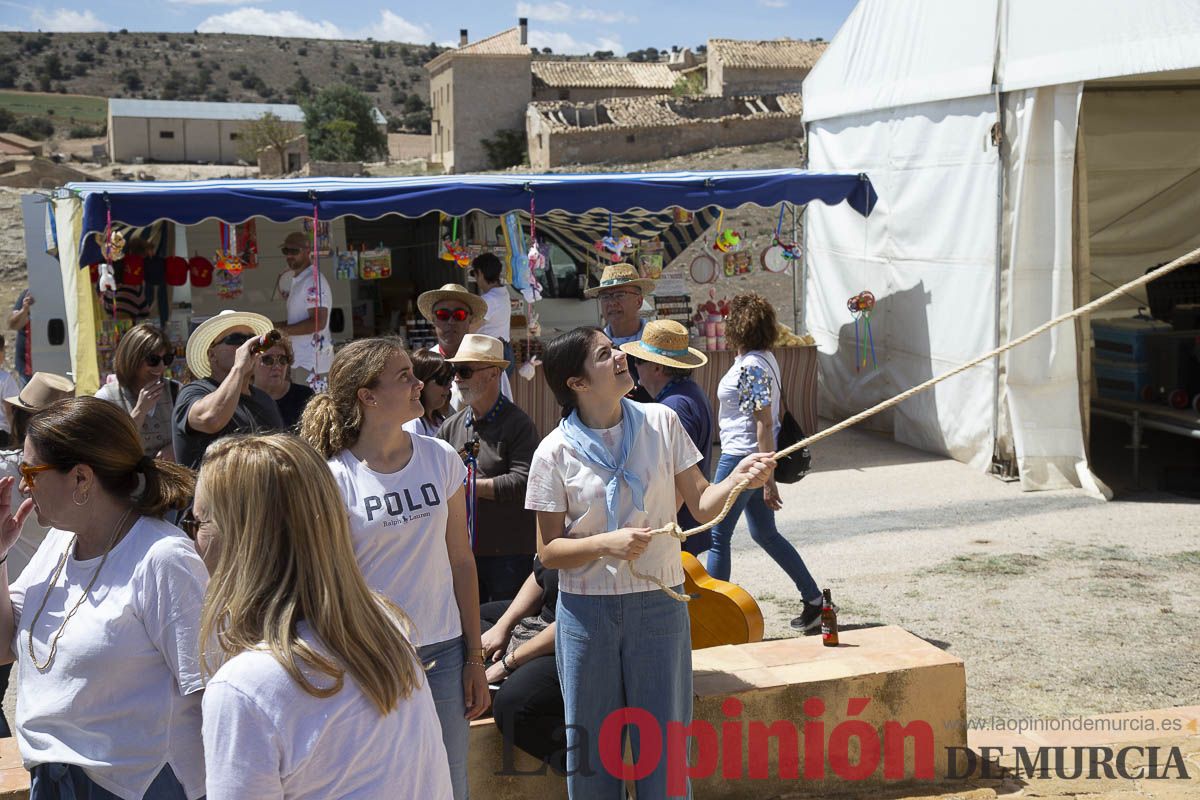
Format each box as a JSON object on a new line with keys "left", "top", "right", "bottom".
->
{"left": 49, "top": 170, "right": 877, "bottom": 427}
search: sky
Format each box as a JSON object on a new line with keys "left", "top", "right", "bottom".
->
{"left": 0, "top": 0, "right": 859, "bottom": 55}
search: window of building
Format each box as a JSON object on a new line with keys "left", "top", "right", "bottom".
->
{"left": 159, "top": 131, "right": 175, "bottom": 139}
{"left": 230, "top": 132, "right": 239, "bottom": 141}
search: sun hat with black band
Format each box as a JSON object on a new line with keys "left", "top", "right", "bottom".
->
{"left": 185, "top": 310, "right": 274, "bottom": 380}
{"left": 5, "top": 372, "right": 75, "bottom": 412}
{"left": 417, "top": 283, "right": 488, "bottom": 331}
{"left": 618, "top": 319, "right": 708, "bottom": 369}
{"left": 583, "top": 262, "right": 656, "bottom": 298}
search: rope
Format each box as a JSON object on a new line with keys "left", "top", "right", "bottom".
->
{"left": 632, "top": 244, "right": 1200, "bottom": 600}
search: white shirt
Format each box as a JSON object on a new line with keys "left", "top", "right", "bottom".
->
{"left": 0, "top": 450, "right": 49, "bottom": 580}
{"left": 286, "top": 269, "right": 334, "bottom": 374}
{"left": 0, "top": 369, "right": 19, "bottom": 433}
{"left": 717, "top": 350, "right": 782, "bottom": 456}
{"left": 202, "top": 621, "right": 452, "bottom": 800}
{"left": 327, "top": 437, "right": 468, "bottom": 647}
{"left": 526, "top": 403, "right": 701, "bottom": 595}
{"left": 402, "top": 416, "right": 442, "bottom": 437}
{"left": 427, "top": 345, "right": 512, "bottom": 412}
{"left": 477, "top": 286, "right": 512, "bottom": 342}
{"left": 10, "top": 518, "right": 208, "bottom": 800}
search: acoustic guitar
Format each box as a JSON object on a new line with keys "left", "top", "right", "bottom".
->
{"left": 682, "top": 552, "right": 765, "bottom": 650}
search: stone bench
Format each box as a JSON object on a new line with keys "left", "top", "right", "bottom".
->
{"left": 468, "top": 625, "right": 967, "bottom": 798}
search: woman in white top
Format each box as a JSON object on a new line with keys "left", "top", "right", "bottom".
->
{"left": 195, "top": 433, "right": 452, "bottom": 800}
{"left": 301, "top": 337, "right": 488, "bottom": 800}
{"left": 0, "top": 397, "right": 206, "bottom": 800}
{"left": 525, "top": 326, "right": 774, "bottom": 799}
{"left": 95, "top": 323, "right": 179, "bottom": 460}
{"left": 401, "top": 349, "right": 454, "bottom": 438}
{"left": 706, "top": 292, "right": 827, "bottom": 634}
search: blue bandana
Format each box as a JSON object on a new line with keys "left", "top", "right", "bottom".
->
{"left": 559, "top": 397, "right": 647, "bottom": 532}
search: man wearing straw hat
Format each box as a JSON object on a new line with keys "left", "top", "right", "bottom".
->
{"left": 172, "top": 310, "right": 284, "bottom": 469}
{"left": 586, "top": 262, "right": 656, "bottom": 401}
{"left": 417, "top": 283, "right": 512, "bottom": 411}
{"left": 620, "top": 320, "right": 715, "bottom": 556}
{"left": 437, "top": 334, "right": 538, "bottom": 602}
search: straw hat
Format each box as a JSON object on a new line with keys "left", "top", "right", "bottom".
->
{"left": 619, "top": 320, "right": 707, "bottom": 369}
{"left": 444, "top": 334, "right": 510, "bottom": 369}
{"left": 186, "top": 310, "right": 274, "bottom": 379}
{"left": 6, "top": 372, "right": 75, "bottom": 412}
{"left": 417, "top": 283, "right": 488, "bottom": 331}
{"left": 584, "top": 262, "right": 656, "bottom": 298}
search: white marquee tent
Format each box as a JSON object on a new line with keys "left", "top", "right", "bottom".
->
{"left": 802, "top": 0, "right": 1200, "bottom": 495}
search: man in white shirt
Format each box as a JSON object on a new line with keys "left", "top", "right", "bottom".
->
{"left": 273, "top": 231, "right": 334, "bottom": 384}
{"left": 417, "top": 283, "right": 511, "bottom": 410}
{"left": 469, "top": 253, "right": 512, "bottom": 372}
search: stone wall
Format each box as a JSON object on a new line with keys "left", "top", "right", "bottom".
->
{"left": 715, "top": 66, "right": 811, "bottom": 97}
{"left": 445, "top": 57, "right": 531, "bottom": 173}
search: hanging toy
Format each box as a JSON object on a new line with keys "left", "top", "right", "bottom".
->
{"left": 97, "top": 229, "right": 125, "bottom": 262}
{"left": 440, "top": 216, "right": 471, "bottom": 266}
{"left": 98, "top": 262, "right": 117, "bottom": 293}
{"left": 710, "top": 209, "right": 742, "bottom": 253}
{"left": 214, "top": 223, "right": 245, "bottom": 274}
{"left": 847, "top": 290, "right": 878, "bottom": 372}
{"left": 594, "top": 214, "right": 633, "bottom": 262}
{"left": 772, "top": 206, "right": 800, "bottom": 259}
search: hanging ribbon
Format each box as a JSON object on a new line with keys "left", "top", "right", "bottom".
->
{"left": 528, "top": 193, "right": 546, "bottom": 271}
{"left": 847, "top": 291, "right": 878, "bottom": 371}
{"left": 458, "top": 436, "right": 481, "bottom": 551}
{"left": 773, "top": 203, "right": 800, "bottom": 259}
{"left": 308, "top": 196, "right": 327, "bottom": 392}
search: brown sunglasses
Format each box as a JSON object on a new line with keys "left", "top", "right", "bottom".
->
{"left": 18, "top": 462, "right": 54, "bottom": 489}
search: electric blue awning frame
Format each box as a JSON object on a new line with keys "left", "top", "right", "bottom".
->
{"left": 64, "top": 169, "right": 877, "bottom": 266}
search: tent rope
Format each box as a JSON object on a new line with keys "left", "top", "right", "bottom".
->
{"left": 629, "top": 244, "right": 1200, "bottom": 600}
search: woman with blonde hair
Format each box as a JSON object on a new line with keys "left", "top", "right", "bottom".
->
{"left": 0, "top": 396, "right": 205, "bottom": 799}
{"left": 96, "top": 323, "right": 180, "bottom": 459}
{"left": 301, "top": 337, "right": 487, "bottom": 800}
{"left": 195, "top": 434, "right": 451, "bottom": 799}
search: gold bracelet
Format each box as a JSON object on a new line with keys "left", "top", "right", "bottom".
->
{"left": 467, "top": 647, "right": 485, "bottom": 660}
{"left": 465, "top": 659, "right": 486, "bottom": 668}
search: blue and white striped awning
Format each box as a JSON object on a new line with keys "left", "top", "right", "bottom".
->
{"left": 63, "top": 169, "right": 876, "bottom": 266}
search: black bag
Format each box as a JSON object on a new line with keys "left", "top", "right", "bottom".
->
{"left": 767, "top": 361, "right": 811, "bottom": 484}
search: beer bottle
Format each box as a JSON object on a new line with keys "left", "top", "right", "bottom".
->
{"left": 821, "top": 588, "right": 839, "bottom": 647}
{"left": 250, "top": 329, "right": 283, "bottom": 354}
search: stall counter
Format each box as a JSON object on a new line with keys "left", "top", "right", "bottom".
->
{"left": 511, "top": 345, "right": 819, "bottom": 445}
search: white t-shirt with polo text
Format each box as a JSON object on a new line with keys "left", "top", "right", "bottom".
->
{"left": 10, "top": 517, "right": 208, "bottom": 800}
{"left": 202, "top": 620, "right": 452, "bottom": 800}
{"left": 525, "top": 403, "right": 701, "bottom": 596}
{"left": 327, "top": 436, "right": 467, "bottom": 647}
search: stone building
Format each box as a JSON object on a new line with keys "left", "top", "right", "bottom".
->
{"left": 531, "top": 61, "right": 677, "bottom": 102}
{"left": 426, "top": 22, "right": 533, "bottom": 173}
{"left": 526, "top": 93, "right": 803, "bottom": 169}
{"left": 706, "top": 38, "right": 826, "bottom": 97}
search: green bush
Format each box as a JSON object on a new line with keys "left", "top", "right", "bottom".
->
{"left": 481, "top": 129, "right": 527, "bottom": 170}
{"left": 11, "top": 116, "right": 55, "bottom": 140}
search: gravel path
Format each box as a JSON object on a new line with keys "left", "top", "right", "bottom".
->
{"left": 733, "top": 423, "right": 1200, "bottom": 722}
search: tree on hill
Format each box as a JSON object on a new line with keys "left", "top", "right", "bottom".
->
{"left": 237, "top": 111, "right": 294, "bottom": 165}
{"left": 301, "top": 85, "right": 386, "bottom": 162}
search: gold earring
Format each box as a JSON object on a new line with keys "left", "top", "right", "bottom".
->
{"left": 72, "top": 491, "right": 89, "bottom": 506}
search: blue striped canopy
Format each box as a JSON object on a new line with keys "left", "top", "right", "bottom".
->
{"left": 64, "top": 169, "right": 876, "bottom": 266}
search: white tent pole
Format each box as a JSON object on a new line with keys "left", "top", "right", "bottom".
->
{"left": 992, "top": 84, "right": 1006, "bottom": 468}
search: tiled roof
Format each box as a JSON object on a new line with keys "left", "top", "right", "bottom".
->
{"left": 708, "top": 39, "right": 826, "bottom": 70}
{"left": 529, "top": 93, "right": 803, "bottom": 132}
{"left": 531, "top": 61, "right": 676, "bottom": 90}
{"left": 426, "top": 27, "right": 530, "bottom": 71}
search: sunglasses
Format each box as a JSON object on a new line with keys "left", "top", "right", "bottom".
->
{"left": 218, "top": 332, "right": 253, "bottom": 347}
{"left": 179, "top": 509, "right": 203, "bottom": 539}
{"left": 145, "top": 352, "right": 175, "bottom": 368}
{"left": 434, "top": 308, "right": 470, "bottom": 323}
{"left": 281, "top": 247, "right": 303, "bottom": 256}
{"left": 18, "top": 462, "right": 54, "bottom": 490}
{"left": 428, "top": 373, "right": 453, "bottom": 386}
{"left": 259, "top": 355, "right": 289, "bottom": 367}
{"left": 453, "top": 364, "right": 497, "bottom": 379}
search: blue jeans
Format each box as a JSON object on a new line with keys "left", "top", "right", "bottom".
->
{"left": 30, "top": 763, "right": 190, "bottom": 800}
{"left": 418, "top": 636, "right": 470, "bottom": 800}
{"left": 556, "top": 588, "right": 693, "bottom": 800}
{"left": 707, "top": 453, "right": 821, "bottom": 602}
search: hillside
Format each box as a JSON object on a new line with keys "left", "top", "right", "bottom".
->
{"left": 0, "top": 31, "right": 444, "bottom": 131}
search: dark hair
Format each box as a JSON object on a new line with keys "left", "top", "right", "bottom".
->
{"left": 725, "top": 292, "right": 778, "bottom": 353}
{"left": 543, "top": 326, "right": 602, "bottom": 419}
{"left": 28, "top": 396, "right": 195, "bottom": 516}
{"left": 410, "top": 348, "right": 452, "bottom": 386}
{"left": 0, "top": 333, "right": 5, "bottom": 349}
{"left": 472, "top": 252, "right": 503, "bottom": 284}
{"left": 10, "top": 406, "right": 31, "bottom": 446}
{"left": 113, "top": 323, "right": 173, "bottom": 390}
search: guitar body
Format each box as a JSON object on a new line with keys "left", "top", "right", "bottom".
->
{"left": 682, "top": 552, "right": 765, "bottom": 650}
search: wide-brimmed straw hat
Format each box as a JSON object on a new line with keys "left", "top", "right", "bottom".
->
{"left": 444, "top": 334, "right": 510, "bottom": 369}
{"left": 5, "top": 372, "right": 75, "bottom": 412}
{"left": 417, "top": 283, "right": 488, "bottom": 331}
{"left": 583, "top": 262, "right": 656, "bottom": 298}
{"left": 186, "top": 310, "right": 274, "bottom": 379}
{"left": 619, "top": 320, "right": 707, "bottom": 369}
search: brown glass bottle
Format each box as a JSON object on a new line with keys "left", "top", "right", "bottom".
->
{"left": 821, "top": 588, "right": 839, "bottom": 647}
{"left": 251, "top": 329, "right": 283, "bottom": 354}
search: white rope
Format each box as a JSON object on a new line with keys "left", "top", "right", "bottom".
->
{"left": 633, "top": 245, "right": 1200, "bottom": 600}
